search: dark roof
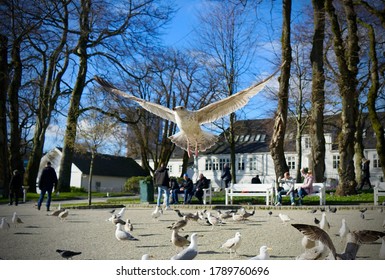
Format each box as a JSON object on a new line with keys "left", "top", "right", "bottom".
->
{"left": 58, "top": 148, "right": 149, "bottom": 177}
{"left": 203, "top": 112, "right": 385, "bottom": 155}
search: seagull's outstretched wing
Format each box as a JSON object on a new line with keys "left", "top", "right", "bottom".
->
{"left": 95, "top": 76, "right": 176, "bottom": 123}
{"left": 291, "top": 223, "right": 337, "bottom": 260}
{"left": 196, "top": 68, "right": 279, "bottom": 124}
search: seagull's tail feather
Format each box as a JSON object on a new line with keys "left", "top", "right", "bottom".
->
{"left": 169, "top": 130, "right": 218, "bottom": 154}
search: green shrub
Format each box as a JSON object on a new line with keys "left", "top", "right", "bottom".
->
{"left": 70, "top": 186, "right": 86, "bottom": 193}
{"left": 124, "top": 176, "right": 153, "bottom": 194}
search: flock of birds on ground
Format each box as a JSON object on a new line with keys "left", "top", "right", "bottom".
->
{"left": 1, "top": 203, "right": 385, "bottom": 260}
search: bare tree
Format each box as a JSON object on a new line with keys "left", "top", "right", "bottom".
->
{"left": 0, "top": 34, "right": 8, "bottom": 197}
{"left": 325, "top": 0, "right": 360, "bottom": 195}
{"left": 195, "top": 0, "right": 260, "bottom": 184}
{"left": 58, "top": 0, "right": 174, "bottom": 192}
{"left": 270, "top": 0, "right": 292, "bottom": 183}
{"left": 310, "top": 0, "right": 326, "bottom": 183}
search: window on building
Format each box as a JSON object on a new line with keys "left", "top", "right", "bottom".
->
{"left": 238, "top": 157, "right": 245, "bottom": 170}
{"left": 333, "top": 155, "right": 340, "bottom": 169}
{"left": 239, "top": 135, "right": 244, "bottom": 142}
{"left": 220, "top": 158, "right": 230, "bottom": 170}
{"left": 373, "top": 154, "right": 382, "bottom": 168}
{"left": 167, "top": 165, "right": 173, "bottom": 173}
{"left": 305, "top": 137, "right": 311, "bottom": 149}
{"left": 205, "top": 159, "right": 212, "bottom": 170}
{"left": 244, "top": 135, "right": 250, "bottom": 141}
{"left": 260, "top": 134, "right": 266, "bottom": 142}
{"left": 254, "top": 134, "right": 261, "bottom": 141}
{"left": 178, "top": 165, "right": 183, "bottom": 173}
{"left": 212, "top": 158, "right": 219, "bottom": 170}
{"left": 249, "top": 156, "right": 257, "bottom": 171}
{"left": 286, "top": 156, "right": 295, "bottom": 170}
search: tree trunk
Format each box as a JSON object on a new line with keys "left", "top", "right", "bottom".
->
{"left": 8, "top": 39, "right": 25, "bottom": 177}
{"left": 326, "top": 0, "right": 360, "bottom": 195}
{"left": 270, "top": 0, "right": 292, "bottom": 182}
{"left": 88, "top": 152, "right": 94, "bottom": 206}
{"left": 57, "top": 0, "right": 90, "bottom": 192}
{"left": 363, "top": 22, "right": 385, "bottom": 180}
{"left": 310, "top": 0, "right": 326, "bottom": 183}
{"left": 0, "top": 34, "right": 9, "bottom": 197}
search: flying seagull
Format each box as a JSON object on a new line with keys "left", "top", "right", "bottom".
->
{"left": 95, "top": 68, "right": 280, "bottom": 157}
{"left": 292, "top": 223, "right": 385, "bottom": 260}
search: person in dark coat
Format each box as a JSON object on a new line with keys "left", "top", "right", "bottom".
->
{"left": 154, "top": 163, "right": 171, "bottom": 209}
{"left": 37, "top": 161, "right": 58, "bottom": 211}
{"left": 9, "top": 170, "right": 23, "bottom": 206}
{"left": 221, "top": 163, "right": 232, "bottom": 189}
{"left": 189, "top": 173, "right": 209, "bottom": 204}
{"left": 251, "top": 175, "right": 262, "bottom": 184}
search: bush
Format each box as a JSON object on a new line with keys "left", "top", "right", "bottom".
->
{"left": 70, "top": 186, "right": 86, "bottom": 193}
{"left": 124, "top": 176, "right": 153, "bottom": 194}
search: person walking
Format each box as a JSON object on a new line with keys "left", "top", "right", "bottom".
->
{"left": 9, "top": 170, "right": 23, "bottom": 206}
{"left": 221, "top": 163, "right": 232, "bottom": 189}
{"left": 154, "top": 163, "right": 171, "bottom": 210}
{"left": 37, "top": 162, "right": 58, "bottom": 211}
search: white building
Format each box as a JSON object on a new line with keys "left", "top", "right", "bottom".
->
{"left": 39, "top": 147, "right": 149, "bottom": 193}
{"left": 165, "top": 114, "right": 384, "bottom": 189}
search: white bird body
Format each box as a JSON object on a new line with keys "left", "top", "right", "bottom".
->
{"left": 320, "top": 212, "right": 330, "bottom": 231}
{"left": 0, "top": 217, "right": 10, "bottom": 230}
{"left": 221, "top": 232, "right": 242, "bottom": 257}
{"left": 151, "top": 206, "right": 163, "bottom": 219}
{"left": 95, "top": 69, "right": 279, "bottom": 157}
{"left": 171, "top": 229, "right": 190, "bottom": 249}
{"left": 12, "top": 212, "right": 23, "bottom": 226}
{"left": 125, "top": 219, "right": 133, "bottom": 232}
{"left": 115, "top": 224, "right": 138, "bottom": 241}
{"left": 116, "top": 207, "right": 126, "bottom": 219}
{"left": 171, "top": 233, "right": 200, "bottom": 260}
{"left": 338, "top": 218, "right": 349, "bottom": 242}
{"left": 301, "top": 236, "right": 316, "bottom": 249}
{"left": 278, "top": 213, "right": 291, "bottom": 223}
{"left": 58, "top": 209, "right": 69, "bottom": 221}
{"left": 250, "top": 246, "right": 271, "bottom": 260}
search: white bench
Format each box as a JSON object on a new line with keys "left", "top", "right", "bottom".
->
{"left": 225, "top": 183, "right": 274, "bottom": 206}
{"left": 374, "top": 182, "right": 385, "bottom": 206}
{"left": 275, "top": 182, "right": 326, "bottom": 205}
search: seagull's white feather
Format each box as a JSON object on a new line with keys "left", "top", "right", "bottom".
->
{"left": 249, "top": 246, "right": 271, "bottom": 260}
{"left": 221, "top": 232, "right": 242, "bottom": 256}
{"left": 171, "top": 233, "right": 200, "bottom": 260}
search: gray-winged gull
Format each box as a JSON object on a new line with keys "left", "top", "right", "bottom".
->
{"left": 115, "top": 223, "right": 139, "bottom": 241}
{"left": 95, "top": 67, "right": 279, "bottom": 157}
{"left": 338, "top": 218, "right": 349, "bottom": 242}
{"left": 12, "top": 212, "right": 23, "bottom": 226}
{"left": 171, "top": 233, "right": 201, "bottom": 260}
{"left": 0, "top": 217, "right": 10, "bottom": 230}
{"left": 58, "top": 209, "right": 69, "bottom": 221}
{"left": 221, "top": 232, "right": 242, "bottom": 257}
{"left": 56, "top": 249, "right": 82, "bottom": 259}
{"left": 151, "top": 205, "right": 163, "bottom": 219}
{"left": 292, "top": 223, "right": 385, "bottom": 260}
{"left": 167, "top": 216, "right": 188, "bottom": 231}
{"left": 319, "top": 212, "right": 330, "bottom": 231}
{"left": 171, "top": 229, "right": 190, "bottom": 250}
{"left": 249, "top": 245, "right": 272, "bottom": 260}
{"left": 124, "top": 219, "right": 133, "bottom": 232}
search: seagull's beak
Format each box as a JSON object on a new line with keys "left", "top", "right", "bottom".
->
{"left": 267, "top": 247, "right": 273, "bottom": 251}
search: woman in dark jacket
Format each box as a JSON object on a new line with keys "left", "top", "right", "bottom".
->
{"left": 154, "top": 164, "right": 171, "bottom": 209}
{"left": 9, "top": 170, "right": 23, "bottom": 206}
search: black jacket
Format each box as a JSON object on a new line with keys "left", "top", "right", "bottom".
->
{"left": 38, "top": 166, "right": 58, "bottom": 190}
{"left": 154, "top": 166, "right": 170, "bottom": 187}
{"left": 9, "top": 172, "right": 23, "bottom": 191}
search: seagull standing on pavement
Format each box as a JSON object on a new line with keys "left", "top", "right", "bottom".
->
{"left": 249, "top": 245, "right": 272, "bottom": 260}
{"left": 221, "top": 232, "right": 242, "bottom": 257}
{"left": 171, "top": 233, "right": 201, "bottom": 260}
{"left": 95, "top": 67, "right": 280, "bottom": 157}
{"left": 115, "top": 223, "right": 139, "bottom": 241}
{"left": 0, "top": 217, "right": 10, "bottom": 230}
{"left": 151, "top": 205, "right": 163, "bottom": 219}
{"left": 12, "top": 212, "right": 23, "bottom": 227}
{"left": 338, "top": 218, "right": 350, "bottom": 242}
